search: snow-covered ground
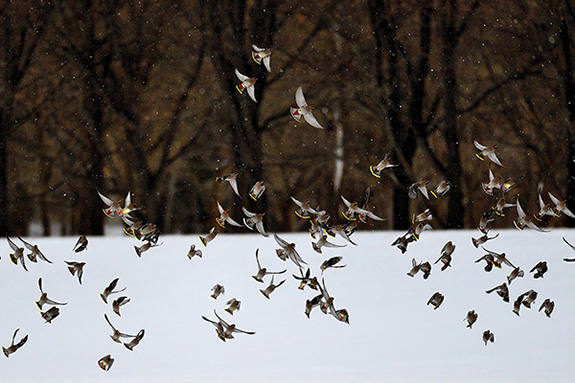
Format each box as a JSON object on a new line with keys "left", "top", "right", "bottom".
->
{"left": 1, "top": 228, "right": 574, "bottom": 382}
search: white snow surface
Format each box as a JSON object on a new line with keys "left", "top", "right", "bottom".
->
{"left": 1, "top": 229, "right": 574, "bottom": 382}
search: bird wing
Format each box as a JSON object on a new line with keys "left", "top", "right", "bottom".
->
{"left": 17, "top": 236, "right": 34, "bottom": 251}
{"left": 225, "top": 216, "right": 243, "bottom": 227}
{"left": 201, "top": 315, "right": 219, "bottom": 327}
{"left": 418, "top": 185, "right": 430, "bottom": 199}
{"left": 547, "top": 192, "right": 561, "bottom": 206}
{"left": 526, "top": 220, "right": 549, "bottom": 232}
{"left": 7, "top": 237, "right": 19, "bottom": 252}
{"left": 340, "top": 195, "right": 352, "bottom": 208}
{"left": 473, "top": 140, "right": 486, "bottom": 151}
{"left": 295, "top": 86, "right": 307, "bottom": 108}
{"left": 228, "top": 178, "right": 241, "bottom": 197}
{"left": 232, "top": 327, "right": 255, "bottom": 335}
{"left": 563, "top": 237, "right": 575, "bottom": 251}
{"left": 246, "top": 86, "right": 257, "bottom": 103}
{"left": 262, "top": 56, "right": 271, "bottom": 72}
{"left": 323, "top": 239, "right": 346, "bottom": 248}
{"left": 487, "top": 152, "right": 504, "bottom": 167}
{"left": 303, "top": 112, "right": 324, "bottom": 129}
{"left": 515, "top": 197, "right": 526, "bottom": 219}
{"left": 234, "top": 69, "right": 249, "bottom": 82}
{"left": 255, "top": 221, "right": 269, "bottom": 237}
{"left": 98, "top": 191, "right": 114, "bottom": 206}
{"left": 36, "top": 249, "right": 52, "bottom": 263}
{"left": 124, "top": 191, "right": 132, "bottom": 209}
{"left": 104, "top": 314, "right": 118, "bottom": 331}
{"left": 242, "top": 207, "right": 255, "bottom": 218}
{"left": 213, "top": 310, "right": 230, "bottom": 328}
{"left": 288, "top": 248, "right": 307, "bottom": 268}
{"left": 274, "top": 233, "right": 289, "bottom": 248}
{"left": 255, "top": 249, "right": 262, "bottom": 270}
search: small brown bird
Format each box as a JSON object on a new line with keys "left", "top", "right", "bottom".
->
{"left": 475, "top": 253, "right": 495, "bottom": 272}
{"left": 485, "top": 283, "right": 509, "bottom": 303}
{"left": 340, "top": 195, "right": 384, "bottom": 222}
{"left": 215, "top": 172, "right": 241, "bottom": 198}
{"left": 274, "top": 233, "right": 307, "bottom": 268}
{"left": 471, "top": 232, "right": 499, "bottom": 248}
{"left": 73, "top": 235, "right": 88, "bottom": 253}
{"left": 494, "top": 197, "right": 515, "bottom": 216}
{"left": 252, "top": 45, "right": 272, "bottom": 72}
{"left": 210, "top": 284, "right": 225, "bottom": 300}
{"left": 420, "top": 261, "right": 432, "bottom": 279}
{"left": 65, "top": 261, "right": 85, "bottom": 284}
{"left": 434, "top": 241, "right": 456, "bottom": 271}
{"left": 513, "top": 197, "right": 549, "bottom": 232}
{"left": 202, "top": 310, "right": 255, "bottom": 341}
{"left": 430, "top": 180, "right": 450, "bottom": 198}
{"left": 187, "top": 244, "right": 202, "bottom": 260}
{"left": 215, "top": 201, "right": 243, "bottom": 228}
{"left": 260, "top": 275, "right": 286, "bottom": 299}
{"left": 104, "top": 314, "right": 137, "bottom": 343}
{"left": 406, "top": 258, "right": 422, "bottom": 278}
{"left": 539, "top": 298, "right": 555, "bottom": 318}
{"left": 98, "top": 191, "right": 122, "bottom": 218}
{"left": 290, "top": 196, "right": 320, "bottom": 219}
{"left": 292, "top": 268, "right": 318, "bottom": 290}
{"left": 41, "top": 306, "right": 60, "bottom": 324}
{"left": 7, "top": 237, "right": 27, "bottom": 271}
{"left": 248, "top": 181, "right": 266, "bottom": 201}
{"left": 252, "top": 249, "right": 286, "bottom": 283}
{"left": 369, "top": 152, "right": 397, "bottom": 178}
{"left": 304, "top": 294, "right": 323, "bottom": 318}
{"left": 225, "top": 298, "right": 241, "bottom": 315}
{"left": 408, "top": 180, "right": 429, "bottom": 200}
{"left": 199, "top": 227, "right": 218, "bottom": 247}
{"left": 474, "top": 140, "right": 504, "bottom": 166}
{"left": 465, "top": 310, "right": 478, "bottom": 329}
{"left": 312, "top": 235, "right": 346, "bottom": 254}
{"left": 242, "top": 207, "right": 269, "bottom": 237}
{"left": 134, "top": 241, "right": 162, "bottom": 257}
{"left": 2, "top": 329, "right": 28, "bottom": 357}
{"left": 320, "top": 256, "right": 346, "bottom": 274}
{"left": 548, "top": 192, "right": 575, "bottom": 218}
{"left": 112, "top": 296, "right": 131, "bottom": 317}
{"left": 18, "top": 236, "right": 52, "bottom": 263}
{"left": 36, "top": 278, "right": 67, "bottom": 310}
{"left": 235, "top": 69, "right": 257, "bottom": 103}
{"left": 324, "top": 222, "right": 358, "bottom": 246}
{"left": 521, "top": 289, "right": 539, "bottom": 308}
{"left": 481, "top": 247, "right": 515, "bottom": 269}
{"left": 530, "top": 261, "right": 548, "bottom": 278}
{"left": 100, "top": 278, "right": 127, "bottom": 304}
{"left": 512, "top": 293, "right": 524, "bottom": 316}
{"left": 507, "top": 267, "right": 524, "bottom": 285}
{"left": 124, "top": 329, "right": 145, "bottom": 351}
{"left": 481, "top": 168, "right": 502, "bottom": 196}
{"left": 427, "top": 292, "right": 444, "bottom": 310}
{"left": 98, "top": 354, "right": 114, "bottom": 371}
{"left": 412, "top": 208, "right": 432, "bottom": 224}
{"left": 482, "top": 329, "right": 495, "bottom": 345}
{"left": 290, "top": 86, "right": 324, "bottom": 129}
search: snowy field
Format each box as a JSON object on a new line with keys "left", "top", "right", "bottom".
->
{"left": 1, "top": 227, "right": 574, "bottom": 382}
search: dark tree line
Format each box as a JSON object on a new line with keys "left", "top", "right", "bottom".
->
{"left": 1, "top": 0, "right": 574, "bottom": 236}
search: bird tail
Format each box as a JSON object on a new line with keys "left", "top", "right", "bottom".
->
{"left": 290, "top": 107, "right": 302, "bottom": 121}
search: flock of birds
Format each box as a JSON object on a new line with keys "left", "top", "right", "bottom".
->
{"left": 2, "top": 43, "right": 575, "bottom": 373}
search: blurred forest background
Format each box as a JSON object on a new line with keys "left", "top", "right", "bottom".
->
{"left": 1, "top": 0, "right": 575, "bottom": 236}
